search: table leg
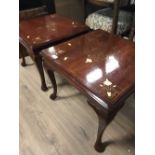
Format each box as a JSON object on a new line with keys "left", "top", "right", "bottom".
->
{"left": 43, "top": 61, "right": 57, "bottom": 100}
{"left": 87, "top": 100, "right": 118, "bottom": 152}
{"left": 95, "top": 114, "right": 108, "bottom": 152}
{"left": 21, "top": 53, "right": 26, "bottom": 66}
{"left": 19, "top": 43, "right": 26, "bottom": 67}
{"left": 34, "top": 55, "right": 48, "bottom": 91}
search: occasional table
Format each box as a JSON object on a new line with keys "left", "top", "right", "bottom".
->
{"left": 41, "top": 29, "right": 135, "bottom": 152}
{"left": 19, "top": 14, "right": 90, "bottom": 91}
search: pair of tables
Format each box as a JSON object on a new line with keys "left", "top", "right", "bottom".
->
{"left": 20, "top": 14, "right": 134, "bottom": 152}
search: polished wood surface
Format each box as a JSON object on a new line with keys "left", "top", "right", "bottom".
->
{"left": 20, "top": 14, "right": 90, "bottom": 51}
{"left": 41, "top": 29, "right": 135, "bottom": 152}
{"left": 19, "top": 14, "right": 90, "bottom": 91}
{"left": 41, "top": 29, "right": 134, "bottom": 108}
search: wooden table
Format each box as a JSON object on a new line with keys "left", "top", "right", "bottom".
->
{"left": 19, "top": 14, "right": 90, "bottom": 91}
{"left": 41, "top": 29, "right": 135, "bottom": 152}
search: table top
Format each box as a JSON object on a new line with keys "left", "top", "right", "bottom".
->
{"left": 41, "top": 30, "right": 135, "bottom": 109}
{"left": 19, "top": 14, "right": 90, "bottom": 50}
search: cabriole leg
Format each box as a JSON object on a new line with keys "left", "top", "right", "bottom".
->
{"left": 94, "top": 115, "right": 108, "bottom": 152}
{"left": 20, "top": 44, "right": 26, "bottom": 67}
{"left": 43, "top": 61, "right": 57, "bottom": 100}
{"left": 88, "top": 100, "right": 118, "bottom": 152}
{"left": 34, "top": 55, "right": 48, "bottom": 91}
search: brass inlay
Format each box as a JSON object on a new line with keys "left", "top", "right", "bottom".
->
{"left": 85, "top": 58, "right": 92, "bottom": 63}
{"left": 35, "top": 37, "right": 41, "bottom": 41}
{"left": 63, "top": 57, "right": 68, "bottom": 61}
{"left": 102, "top": 78, "right": 118, "bottom": 98}
{"left": 26, "top": 35, "right": 30, "bottom": 39}
{"left": 67, "top": 43, "right": 72, "bottom": 46}
{"left": 103, "top": 78, "right": 112, "bottom": 86}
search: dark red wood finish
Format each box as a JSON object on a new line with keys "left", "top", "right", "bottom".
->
{"left": 41, "top": 29, "right": 135, "bottom": 152}
{"left": 19, "top": 14, "right": 90, "bottom": 90}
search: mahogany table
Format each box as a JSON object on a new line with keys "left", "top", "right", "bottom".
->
{"left": 41, "top": 30, "right": 135, "bottom": 152}
{"left": 19, "top": 14, "right": 90, "bottom": 91}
